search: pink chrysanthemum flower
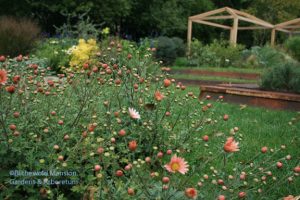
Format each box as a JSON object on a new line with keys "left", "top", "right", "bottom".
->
{"left": 283, "top": 195, "right": 295, "bottom": 200}
{"left": 154, "top": 90, "right": 164, "bottom": 101}
{"left": 224, "top": 137, "right": 239, "bottom": 153}
{"left": 164, "top": 155, "right": 189, "bottom": 174}
{"left": 0, "top": 69, "right": 8, "bottom": 85}
{"left": 185, "top": 188, "right": 198, "bottom": 199}
{"left": 128, "top": 108, "right": 140, "bottom": 119}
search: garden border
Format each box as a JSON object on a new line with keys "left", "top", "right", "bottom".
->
{"left": 199, "top": 84, "right": 300, "bottom": 111}
{"left": 171, "top": 69, "right": 260, "bottom": 80}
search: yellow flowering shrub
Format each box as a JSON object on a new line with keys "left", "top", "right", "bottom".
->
{"left": 69, "top": 38, "right": 99, "bottom": 70}
{"left": 101, "top": 27, "right": 110, "bottom": 36}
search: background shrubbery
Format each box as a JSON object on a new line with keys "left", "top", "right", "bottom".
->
{"left": 54, "top": 11, "right": 102, "bottom": 40}
{"left": 240, "top": 46, "right": 293, "bottom": 68}
{"left": 260, "top": 62, "right": 300, "bottom": 93}
{"left": 285, "top": 36, "right": 300, "bottom": 62}
{"left": 154, "top": 36, "right": 186, "bottom": 65}
{"left": 33, "top": 38, "right": 76, "bottom": 73}
{"left": 0, "top": 16, "right": 41, "bottom": 57}
{"left": 186, "top": 39, "right": 245, "bottom": 68}
{"left": 180, "top": 39, "right": 297, "bottom": 70}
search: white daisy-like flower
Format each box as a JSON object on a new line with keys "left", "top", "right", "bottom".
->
{"left": 66, "top": 46, "right": 77, "bottom": 55}
{"left": 128, "top": 108, "right": 141, "bottom": 119}
{"left": 49, "top": 40, "right": 58, "bottom": 44}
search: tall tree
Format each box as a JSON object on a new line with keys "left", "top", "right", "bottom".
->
{"left": 123, "top": 0, "right": 214, "bottom": 40}
{"left": 0, "top": 0, "right": 31, "bottom": 17}
{"left": 212, "top": 0, "right": 252, "bottom": 9}
{"left": 23, "top": 0, "right": 132, "bottom": 34}
{"left": 89, "top": 0, "right": 132, "bottom": 34}
{"left": 26, "top": 0, "right": 96, "bottom": 33}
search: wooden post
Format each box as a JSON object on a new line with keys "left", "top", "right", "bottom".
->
{"left": 230, "top": 28, "right": 234, "bottom": 44}
{"left": 271, "top": 28, "right": 276, "bottom": 46}
{"left": 187, "top": 19, "right": 192, "bottom": 55}
{"left": 230, "top": 17, "right": 238, "bottom": 46}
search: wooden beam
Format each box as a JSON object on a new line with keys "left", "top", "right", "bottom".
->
{"left": 275, "top": 27, "right": 291, "bottom": 33}
{"left": 279, "top": 25, "right": 300, "bottom": 29}
{"left": 202, "top": 15, "right": 234, "bottom": 20}
{"left": 237, "top": 16, "right": 273, "bottom": 28}
{"left": 225, "top": 7, "right": 238, "bottom": 17}
{"left": 230, "top": 8, "right": 274, "bottom": 27}
{"left": 189, "top": 7, "right": 227, "bottom": 20}
{"left": 238, "top": 26, "right": 270, "bottom": 30}
{"left": 275, "top": 18, "right": 300, "bottom": 27}
{"left": 192, "top": 19, "right": 231, "bottom": 29}
{"left": 227, "top": 8, "right": 251, "bottom": 19}
{"left": 187, "top": 19, "right": 192, "bottom": 55}
{"left": 271, "top": 29, "right": 276, "bottom": 46}
{"left": 230, "top": 17, "right": 239, "bottom": 46}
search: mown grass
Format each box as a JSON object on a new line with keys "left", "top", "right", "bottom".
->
{"left": 172, "top": 65, "right": 263, "bottom": 74}
{"left": 177, "top": 86, "right": 300, "bottom": 198}
{"left": 184, "top": 86, "right": 299, "bottom": 156}
{"left": 172, "top": 74, "right": 259, "bottom": 84}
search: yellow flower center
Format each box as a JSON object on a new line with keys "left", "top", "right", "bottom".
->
{"left": 171, "top": 162, "right": 180, "bottom": 171}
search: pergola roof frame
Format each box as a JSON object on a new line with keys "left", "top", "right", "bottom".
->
{"left": 275, "top": 18, "right": 300, "bottom": 34}
{"left": 187, "top": 7, "right": 292, "bottom": 54}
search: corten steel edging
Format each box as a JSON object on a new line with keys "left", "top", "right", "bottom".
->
{"left": 200, "top": 85, "right": 300, "bottom": 102}
{"left": 226, "top": 89, "right": 300, "bottom": 101}
{"left": 199, "top": 85, "right": 300, "bottom": 111}
{"left": 171, "top": 69, "right": 260, "bottom": 80}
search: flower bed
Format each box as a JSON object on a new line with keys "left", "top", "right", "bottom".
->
{"left": 0, "top": 42, "right": 299, "bottom": 199}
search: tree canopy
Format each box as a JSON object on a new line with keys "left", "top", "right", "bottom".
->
{"left": 0, "top": 0, "right": 299, "bottom": 44}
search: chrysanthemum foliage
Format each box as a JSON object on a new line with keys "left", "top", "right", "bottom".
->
{"left": 0, "top": 40, "right": 299, "bottom": 200}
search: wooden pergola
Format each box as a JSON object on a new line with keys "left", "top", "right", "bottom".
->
{"left": 187, "top": 7, "right": 290, "bottom": 52}
{"left": 273, "top": 18, "right": 300, "bottom": 44}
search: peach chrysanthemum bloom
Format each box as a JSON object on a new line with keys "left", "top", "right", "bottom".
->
{"left": 164, "top": 155, "right": 189, "bottom": 174}
{"left": 0, "top": 69, "right": 8, "bottom": 85}
{"left": 283, "top": 195, "right": 295, "bottom": 200}
{"left": 154, "top": 91, "right": 164, "bottom": 101}
{"left": 128, "top": 140, "right": 137, "bottom": 151}
{"left": 224, "top": 137, "right": 239, "bottom": 153}
{"left": 185, "top": 188, "right": 198, "bottom": 199}
{"left": 128, "top": 108, "right": 140, "bottom": 119}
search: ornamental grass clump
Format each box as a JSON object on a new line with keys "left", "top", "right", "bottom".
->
{"left": 0, "top": 16, "right": 40, "bottom": 57}
{"left": 0, "top": 41, "right": 299, "bottom": 199}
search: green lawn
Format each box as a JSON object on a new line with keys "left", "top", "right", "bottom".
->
{"left": 172, "top": 74, "right": 259, "bottom": 84}
{"left": 177, "top": 86, "right": 300, "bottom": 159}
{"left": 172, "top": 65, "right": 263, "bottom": 74}
{"left": 180, "top": 86, "right": 300, "bottom": 198}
